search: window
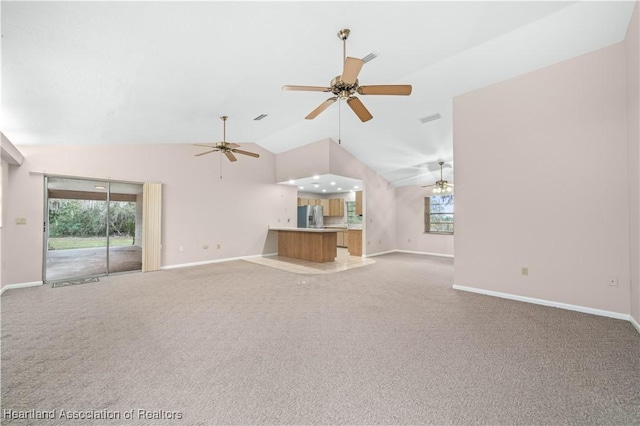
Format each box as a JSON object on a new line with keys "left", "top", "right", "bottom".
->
{"left": 425, "top": 195, "right": 454, "bottom": 234}
{"left": 346, "top": 201, "right": 362, "bottom": 224}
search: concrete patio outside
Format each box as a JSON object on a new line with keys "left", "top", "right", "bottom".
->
{"left": 46, "top": 246, "right": 142, "bottom": 282}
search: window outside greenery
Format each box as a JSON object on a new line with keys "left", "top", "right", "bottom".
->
{"left": 425, "top": 195, "right": 454, "bottom": 234}
{"left": 346, "top": 201, "right": 362, "bottom": 224}
{"left": 48, "top": 199, "right": 136, "bottom": 238}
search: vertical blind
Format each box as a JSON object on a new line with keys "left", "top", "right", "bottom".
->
{"left": 142, "top": 182, "right": 162, "bottom": 272}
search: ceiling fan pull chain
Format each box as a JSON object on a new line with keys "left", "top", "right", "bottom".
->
{"left": 220, "top": 152, "right": 223, "bottom": 179}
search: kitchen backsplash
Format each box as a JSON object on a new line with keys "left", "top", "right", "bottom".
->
{"left": 324, "top": 216, "right": 346, "bottom": 226}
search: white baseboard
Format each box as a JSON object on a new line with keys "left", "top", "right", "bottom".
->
{"left": 161, "top": 253, "right": 278, "bottom": 270}
{"left": 395, "top": 250, "right": 454, "bottom": 258}
{"left": 630, "top": 315, "right": 640, "bottom": 335}
{"left": 0, "top": 281, "right": 44, "bottom": 295}
{"left": 365, "top": 250, "right": 397, "bottom": 258}
{"left": 452, "top": 284, "right": 634, "bottom": 324}
{"left": 365, "top": 249, "right": 454, "bottom": 258}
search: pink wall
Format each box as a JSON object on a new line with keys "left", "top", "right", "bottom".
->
{"left": 1, "top": 160, "right": 7, "bottom": 289}
{"left": 627, "top": 2, "right": 640, "bottom": 323}
{"left": 395, "top": 186, "right": 454, "bottom": 256}
{"left": 328, "top": 140, "right": 397, "bottom": 256}
{"left": 275, "top": 139, "right": 331, "bottom": 182}
{"left": 453, "top": 43, "right": 630, "bottom": 314}
{"left": 4, "top": 143, "right": 297, "bottom": 285}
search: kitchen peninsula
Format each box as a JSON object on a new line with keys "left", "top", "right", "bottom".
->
{"left": 269, "top": 227, "right": 338, "bottom": 263}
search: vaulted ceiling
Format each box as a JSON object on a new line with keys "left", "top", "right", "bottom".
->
{"left": 1, "top": 1, "right": 635, "bottom": 186}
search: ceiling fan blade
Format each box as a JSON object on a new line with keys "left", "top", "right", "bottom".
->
{"left": 232, "top": 149, "right": 260, "bottom": 158}
{"left": 342, "top": 57, "right": 364, "bottom": 85}
{"left": 224, "top": 151, "right": 238, "bottom": 162}
{"left": 346, "top": 97, "right": 373, "bottom": 122}
{"left": 358, "top": 85, "right": 413, "bottom": 96}
{"left": 282, "top": 85, "right": 331, "bottom": 92}
{"left": 225, "top": 143, "right": 240, "bottom": 149}
{"left": 305, "top": 97, "right": 338, "bottom": 120}
{"left": 194, "top": 143, "right": 219, "bottom": 148}
{"left": 195, "top": 149, "right": 218, "bottom": 157}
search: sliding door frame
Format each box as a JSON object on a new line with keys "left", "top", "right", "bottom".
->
{"left": 42, "top": 174, "right": 160, "bottom": 283}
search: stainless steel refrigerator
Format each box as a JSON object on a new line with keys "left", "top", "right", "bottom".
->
{"left": 297, "top": 205, "right": 324, "bottom": 228}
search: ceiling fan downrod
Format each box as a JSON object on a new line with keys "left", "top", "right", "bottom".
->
{"left": 221, "top": 115, "right": 228, "bottom": 142}
{"left": 337, "top": 28, "right": 350, "bottom": 64}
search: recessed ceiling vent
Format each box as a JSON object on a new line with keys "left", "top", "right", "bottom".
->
{"left": 362, "top": 52, "right": 379, "bottom": 63}
{"left": 253, "top": 114, "right": 268, "bottom": 121}
{"left": 419, "top": 113, "right": 442, "bottom": 124}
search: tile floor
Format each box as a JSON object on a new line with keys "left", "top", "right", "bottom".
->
{"left": 244, "top": 247, "right": 375, "bottom": 274}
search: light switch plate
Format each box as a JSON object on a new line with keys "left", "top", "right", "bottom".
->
{"left": 15, "top": 218, "right": 27, "bottom": 225}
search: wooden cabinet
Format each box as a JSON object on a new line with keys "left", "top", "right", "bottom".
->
{"left": 328, "top": 198, "right": 344, "bottom": 217}
{"left": 355, "top": 191, "right": 363, "bottom": 216}
{"left": 299, "top": 197, "right": 345, "bottom": 216}
{"left": 277, "top": 230, "right": 337, "bottom": 263}
{"left": 336, "top": 230, "right": 348, "bottom": 248}
{"left": 348, "top": 229, "right": 362, "bottom": 256}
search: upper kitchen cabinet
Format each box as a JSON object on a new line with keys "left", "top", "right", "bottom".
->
{"left": 355, "top": 191, "right": 363, "bottom": 216}
{"left": 299, "top": 197, "right": 345, "bottom": 217}
{"left": 328, "top": 198, "right": 344, "bottom": 217}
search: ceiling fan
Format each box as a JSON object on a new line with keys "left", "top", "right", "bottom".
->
{"left": 282, "top": 28, "right": 412, "bottom": 122}
{"left": 422, "top": 161, "right": 454, "bottom": 194}
{"left": 194, "top": 116, "right": 260, "bottom": 162}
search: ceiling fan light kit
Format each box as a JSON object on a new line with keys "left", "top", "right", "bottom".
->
{"left": 282, "top": 28, "right": 412, "bottom": 123}
{"left": 423, "top": 161, "right": 454, "bottom": 194}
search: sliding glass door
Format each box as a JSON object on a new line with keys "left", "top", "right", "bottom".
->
{"left": 44, "top": 177, "right": 143, "bottom": 282}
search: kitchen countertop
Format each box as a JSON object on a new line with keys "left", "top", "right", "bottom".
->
{"left": 269, "top": 227, "right": 339, "bottom": 233}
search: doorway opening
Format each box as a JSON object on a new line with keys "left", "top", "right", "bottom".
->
{"left": 44, "top": 177, "right": 143, "bottom": 283}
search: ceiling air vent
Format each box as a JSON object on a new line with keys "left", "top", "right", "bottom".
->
{"left": 361, "top": 52, "right": 378, "bottom": 63}
{"left": 253, "top": 114, "right": 268, "bottom": 121}
{"left": 419, "top": 113, "right": 441, "bottom": 124}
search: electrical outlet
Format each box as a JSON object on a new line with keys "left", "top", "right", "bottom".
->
{"left": 607, "top": 276, "right": 618, "bottom": 287}
{"left": 521, "top": 267, "right": 529, "bottom": 276}
{"left": 15, "top": 218, "right": 27, "bottom": 225}
{"left": 179, "top": 246, "right": 184, "bottom": 252}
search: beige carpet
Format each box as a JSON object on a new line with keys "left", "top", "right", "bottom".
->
{"left": 1, "top": 253, "right": 639, "bottom": 425}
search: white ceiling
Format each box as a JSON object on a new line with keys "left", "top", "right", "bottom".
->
{"left": 278, "top": 174, "right": 363, "bottom": 195}
{"left": 1, "top": 1, "right": 635, "bottom": 187}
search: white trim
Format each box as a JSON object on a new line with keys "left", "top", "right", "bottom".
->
{"left": 365, "top": 249, "right": 454, "bottom": 258}
{"left": 0, "top": 281, "right": 44, "bottom": 295}
{"left": 365, "top": 250, "right": 397, "bottom": 258}
{"left": 1, "top": 132, "right": 24, "bottom": 165}
{"left": 161, "top": 253, "right": 278, "bottom": 270}
{"left": 630, "top": 315, "right": 640, "bottom": 335}
{"left": 395, "top": 249, "right": 454, "bottom": 258}
{"left": 452, "top": 284, "right": 631, "bottom": 321}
